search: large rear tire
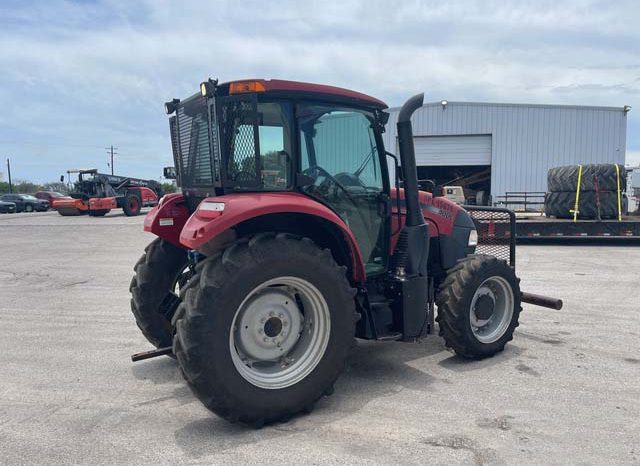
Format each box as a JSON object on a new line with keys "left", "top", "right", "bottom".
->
{"left": 436, "top": 255, "right": 522, "bottom": 359}
{"left": 548, "top": 163, "right": 626, "bottom": 192}
{"left": 545, "top": 191, "right": 620, "bottom": 219}
{"left": 130, "top": 238, "right": 189, "bottom": 348}
{"left": 173, "top": 233, "right": 356, "bottom": 426}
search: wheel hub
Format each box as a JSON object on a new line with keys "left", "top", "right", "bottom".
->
{"left": 234, "top": 288, "right": 303, "bottom": 362}
{"left": 469, "top": 276, "right": 514, "bottom": 344}
{"left": 474, "top": 294, "right": 495, "bottom": 321}
{"left": 229, "top": 276, "right": 331, "bottom": 390}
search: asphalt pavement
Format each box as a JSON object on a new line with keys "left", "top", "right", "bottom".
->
{"left": 1, "top": 211, "right": 638, "bottom": 465}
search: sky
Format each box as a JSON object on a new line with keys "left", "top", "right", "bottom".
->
{"left": 0, "top": 0, "right": 639, "bottom": 183}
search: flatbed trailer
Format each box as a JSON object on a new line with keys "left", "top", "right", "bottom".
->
{"left": 516, "top": 216, "right": 640, "bottom": 241}
{"left": 465, "top": 207, "right": 640, "bottom": 247}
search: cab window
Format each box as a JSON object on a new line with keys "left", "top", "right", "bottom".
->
{"left": 222, "top": 100, "right": 292, "bottom": 190}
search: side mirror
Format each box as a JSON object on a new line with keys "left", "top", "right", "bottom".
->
{"left": 60, "top": 175, "right": 64, "bottom": 183}
{"left": 163, "top": 166, "right": 177, "bottom": 180}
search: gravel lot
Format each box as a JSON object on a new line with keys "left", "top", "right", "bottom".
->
{"left": 1, "top": 211, "right": 639, "bottom": 465}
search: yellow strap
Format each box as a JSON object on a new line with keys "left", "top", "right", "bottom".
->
{"left": 615, "top": 164, "right": 622, "bottom": 221}
{"left": 571, "top": 164, "right": 583, "bottom": 222}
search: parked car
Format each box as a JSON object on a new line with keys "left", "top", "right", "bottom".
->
{"left": 0, "top": 194, "right": 49, "bottom": 212}
{"left": 34, "top": 191, "right": 71, "bottom": 210}
{"left": 0, "top": 200, "right": 16, "bottom": 214}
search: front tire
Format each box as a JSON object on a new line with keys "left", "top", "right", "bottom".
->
{"left": 130, "top": 238, "right": 189, "bottom": 348}
{"left": 174, "top": 233, "right": 356, "bottom": 426}
{"left": 436, "top": 255, "right": 521, "bottom": 359}
{"left": 89, "top": 209, "right": 110, "bottom": 217}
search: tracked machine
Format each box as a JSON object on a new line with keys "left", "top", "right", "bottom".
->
{"left": 130, "top": 78, "right": 562, "bottom": 426}
{"left": 56, "top": 169, "right": 161, "bottom": 216}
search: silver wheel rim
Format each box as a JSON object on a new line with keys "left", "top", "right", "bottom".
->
{"left": 229, "top": 276, "right": 331, "bottom": 390}
{"left": 470, "top": 276, "right": 514, "bottom": 344}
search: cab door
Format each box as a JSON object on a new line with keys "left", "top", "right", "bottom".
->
{"left": 297, "top": 104, "right": 390, "bottom": 276}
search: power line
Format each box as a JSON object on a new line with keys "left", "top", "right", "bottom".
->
{"left": 105, "top": 145, "right": 118, "bottom": 175}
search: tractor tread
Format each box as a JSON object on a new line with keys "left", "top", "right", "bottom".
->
{"left": 435, "top": 254, "right": 522, "bottom": 359}
{"left": 130, "top": 238, "right": 189, "bottom": 348}
{"left": 173, "top": 234, "right": 355, "bottom": 427}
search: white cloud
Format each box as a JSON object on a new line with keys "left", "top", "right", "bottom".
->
{"left": 0, "top": 0, "right": 638, "bottom": 182}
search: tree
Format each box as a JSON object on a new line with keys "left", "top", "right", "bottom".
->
{"left": 160, "top": 182, "right": 177, "bottom": 194}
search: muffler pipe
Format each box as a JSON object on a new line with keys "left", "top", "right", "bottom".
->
{"left": 521, "top": 292, "right": 563, "bottom": 310}
{"left": 397, "top": 93, "right": 424, "bottom": 228}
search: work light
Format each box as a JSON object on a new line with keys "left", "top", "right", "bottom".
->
{"left": 164, "top": 99, "right": 180, "bottom": 115}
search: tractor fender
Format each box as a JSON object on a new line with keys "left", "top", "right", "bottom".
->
{"left": 143, "top": 193, "right": 190, "bottom": 249}
{"left": 180, "top": 192, "right": 366, "bottom": 282}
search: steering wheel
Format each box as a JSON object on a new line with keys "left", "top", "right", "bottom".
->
{"left": 302, "top": 166, "right": 354, "bottom": 199}
{"left": 335, "top": 172, "right": 366, "bottom": 189}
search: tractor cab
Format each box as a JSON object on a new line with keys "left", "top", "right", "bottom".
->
{"left": 133, "top": 78, "right": 562, "bottom": 427}
{"left": 164, "top": 79, "right": 394, "bottom": 275}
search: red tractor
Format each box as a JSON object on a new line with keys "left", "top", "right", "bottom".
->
{"left": 130, "top": 79, "right": 561, "bottom": 427}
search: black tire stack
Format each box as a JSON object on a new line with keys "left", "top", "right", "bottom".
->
{"left": 545, "top": 164, "right": 626, "bottom": 219}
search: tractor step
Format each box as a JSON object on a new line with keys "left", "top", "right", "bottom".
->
{"left": 376, "top": 332, "right": 403, "bottom": 341}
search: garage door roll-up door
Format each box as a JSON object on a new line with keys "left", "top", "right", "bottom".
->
{"left": 412, "top": 135, "right": 492, "bottom": 166}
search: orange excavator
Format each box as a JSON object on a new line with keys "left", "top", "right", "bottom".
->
{"left": 55, "top": 169, "right": 162, "bottom": 216}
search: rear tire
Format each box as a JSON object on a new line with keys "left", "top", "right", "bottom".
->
{"left": 475, "top": 190, "right": 488, "bottom": 206}
{"left": 173, "top": 233, "right": 356, "bottom": 426}
{"left": 548, "top": 163, "right": 626, "bottom": 192}
{"left": 123, "top": 194, "right": 141, "bottom": 216}
{"left": 436, "top": 255, "right": 521, "bottom": 359}
{"left": 130, "top": 238, "right": 189, "bottom": 348}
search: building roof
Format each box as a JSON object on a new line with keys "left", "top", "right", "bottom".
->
{"left": 388, "top": 100, "right": 627, "bottom": 113}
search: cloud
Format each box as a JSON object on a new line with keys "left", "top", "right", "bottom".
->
{"left": 0, "top": 0, "right": 638, "bottom": 182}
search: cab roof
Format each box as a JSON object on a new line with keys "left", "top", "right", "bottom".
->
{"left": 219, "top": 79, "right": 388, "bottom": 110}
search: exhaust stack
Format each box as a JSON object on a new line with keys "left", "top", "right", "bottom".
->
{"left": 393, "top": 93, "right": 429, "bottom": 280}
{"left": 397, "top": 93, "right": 424, "bottom": 227}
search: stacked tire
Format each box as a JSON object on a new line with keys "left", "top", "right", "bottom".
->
{"left": 545, "top": 164, "right": 626, "bottom": 220}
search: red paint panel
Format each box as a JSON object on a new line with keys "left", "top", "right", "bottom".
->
{"left": 180, "top": 192, "right": 366, "bottom": 281}
{"left": 89, "top": 197, "right": 117, "bottom": 210}
{"left": 143, "top": 193, "right": 190, "bottom": 249}
{"left": 55, "top": 198, "right": 88, "bottom": 211}
{"left": 389, "top": 188, "right": 462, "bottom": 252}
{"left": 225, "top": 79, "right": 388, "bottom": 109}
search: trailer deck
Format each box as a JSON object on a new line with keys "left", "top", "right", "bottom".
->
{"left": 515, "top": 215, "right": 640, "bottom": 240}
{"left": 466, "top": 207, "right": 640, "bottom": 244}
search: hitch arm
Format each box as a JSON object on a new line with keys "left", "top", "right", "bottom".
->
{"left": 131, "top": 346, "right": 172, "bottom": 362}
{"left": 521, "top": 292, "right": 563, "bottom": 310}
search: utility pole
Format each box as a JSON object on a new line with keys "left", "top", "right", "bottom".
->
{"left": 6, "top": 158, "right": 12, "bottom": 193}
{"left": 105, "top": 145, "right": 118, "bottom": 175}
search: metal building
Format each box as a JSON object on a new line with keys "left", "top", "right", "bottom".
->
{"left": 383, "top": 101, "right": 629, "bottom": 202}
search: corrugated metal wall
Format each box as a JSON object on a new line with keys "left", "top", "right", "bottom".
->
{"left": 383, "top": 102, "right": 627, "bottom": 198}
